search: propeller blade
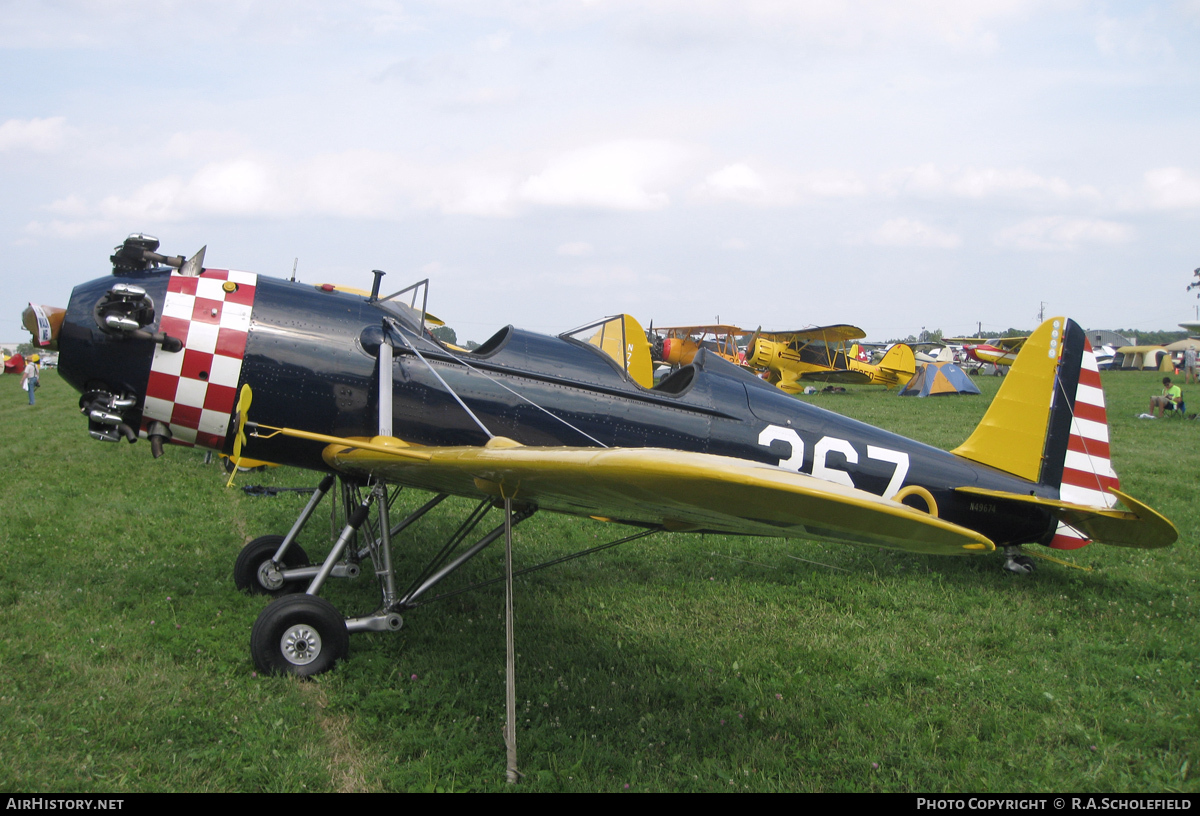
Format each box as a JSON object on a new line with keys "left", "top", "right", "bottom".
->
{"left": 180, "top": 246, "right": 206, "bottom": 277}
{"left": 226, "top": 385, "right": 254, "bottom": 487}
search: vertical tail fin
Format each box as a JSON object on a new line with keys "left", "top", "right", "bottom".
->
{"left": 1049, "top": 335, "right": 1119, "bottom": 548}
{"left": 878, "top": 342, "right": 916, "bottom": 379}
{"left": 952, "top": 318, "right": 1120, "bottom": 549}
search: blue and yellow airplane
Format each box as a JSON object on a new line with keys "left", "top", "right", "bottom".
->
{"left": 40, "top": 234, "right": 1176, "bottom": 680}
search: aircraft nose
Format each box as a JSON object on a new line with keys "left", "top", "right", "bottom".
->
{"left": 58, "top": 267, "right": 260, "bottom": 456}
{"left": 57, "top": 275, "right": 171, "bottom": 445}
{"left": 746, "top": 337, "right": 778, "bottom": 369}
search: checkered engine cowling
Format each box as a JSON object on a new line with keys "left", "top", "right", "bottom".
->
{"left": 140, "top": 270, "right": 258, "bottom": 450}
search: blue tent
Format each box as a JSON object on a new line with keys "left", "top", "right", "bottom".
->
{"left": 899, "top": 362, "right": 981, "bottom": 397}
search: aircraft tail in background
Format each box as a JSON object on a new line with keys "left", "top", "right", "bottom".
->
{"left": 877, "top": 342, "right": 916, "bottom": 382}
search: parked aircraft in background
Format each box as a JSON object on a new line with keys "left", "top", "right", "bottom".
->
{"left": 944, "top": 335, "right": 1027, "bottom": 368}
{"left": 649, "top": 324, "right": 745, "bottom": 368}
{"left": 744, "top": 325, "right": 916, "bottom": 391}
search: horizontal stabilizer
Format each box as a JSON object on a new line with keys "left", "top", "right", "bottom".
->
{"left": 955, "top": 487, "right": 1177, "bottom": 550}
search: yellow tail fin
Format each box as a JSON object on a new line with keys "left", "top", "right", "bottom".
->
{"left": 952, "top": 318, "right": 1067, "bottom": 483}
{"left": 878, "top": 343, "right": 915, "bottom": 378}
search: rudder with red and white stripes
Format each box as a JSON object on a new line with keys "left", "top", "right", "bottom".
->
{"left": 1048, "top": 336, "right": 1120, "bottom": 550}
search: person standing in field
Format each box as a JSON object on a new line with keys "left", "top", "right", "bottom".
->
{"left": 1185, "top": 344, "right": 1197, "bottom": 384}
{"left": 19, "top": 354, "right": 39, "bottom": 406}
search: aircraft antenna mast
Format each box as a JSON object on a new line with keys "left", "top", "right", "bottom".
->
{"left": 290, "top": 258, "right": 298, "bottom": 282}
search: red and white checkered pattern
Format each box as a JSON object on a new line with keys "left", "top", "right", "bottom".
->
{"left": 1050, "top": 338, "right": 1118, "bottom": 550}
{"left": 140, "top": 269, "right": 258, "bottom": 449}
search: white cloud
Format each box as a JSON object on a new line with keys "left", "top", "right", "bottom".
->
{"left": 949, "top": 167, "right": 1078, "bottom": 198}
{"left": 1094, "top": 12, "right": 1174, "bottom": 58}
{"left": 695, "top": 164, "right": 864, "bottom": 205}
{"left": 882, "top": 163, "right": 1090, "bottom": 200}
{"left": 871, "top": 217, "right": 961, "bottom": 249}
{"left": 553, "top": 0, "right": 1041, "bottom": 53}
{"left": 697, "top": 163, "right": 769, "bottom": 202}
{"left": 428, "top": 169, "right": 521, "bottom": 217}
{"left": 519, "top": 140, "right": 698, "bottom": 211}
{"left": 801, "top": 171, "right": 868, "bottom": 198}
{"left": 0, "top": 117, "right": 68, "bottom": 152}
{"left": 1141, "top": 167, "right": 1200, "bottom": 211}
{"left": 480, "top": 30, "right": 512, "bottom": 51}
{"left": 24, "top": 218, "right": 116, "bottom": 240}
{"left": 994, "top": 217, "right": 1134, "bottom": 251}
{"left": 542, "top": 265, "right": 642, "bottom": 288}
{"left": 163, "top": 130, "right": 253, "bottom": 160}
{"left": 29, "top": 139, "right": 707, "bottom": 234}
{"left": 0, "top": 0, "right": 1047, "bottom": 53}
{"left": 557, "top": 241, "right": 594, "bottom": 256}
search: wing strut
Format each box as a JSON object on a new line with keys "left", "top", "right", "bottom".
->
{"left": 503, "top": 494, "right": 519, "bottom": 784}
{"left": 378, "top": 322, "right": 393, "bottom": 437}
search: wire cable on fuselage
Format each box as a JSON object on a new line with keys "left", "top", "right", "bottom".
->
{"left": 394, "top": 320, "right": 610, "bottom": 449}
{"left": 388, "top": 319, "right": 495, "bottom": 440}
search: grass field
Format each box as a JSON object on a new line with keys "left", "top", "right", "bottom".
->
{"left": 0, "top": 370, "right": 1196, "bottom": 793}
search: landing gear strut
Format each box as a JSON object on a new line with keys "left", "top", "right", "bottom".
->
{"left": 239, "top": 472, "right": 659, "bottom": 679}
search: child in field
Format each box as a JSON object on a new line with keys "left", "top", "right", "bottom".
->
{"left": 1149, "top": 376, "right": 1182, "bottom": 418}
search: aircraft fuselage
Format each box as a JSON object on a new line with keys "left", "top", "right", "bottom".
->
{"left": 59, "top": 267, "right": 1060, "bottom": 548}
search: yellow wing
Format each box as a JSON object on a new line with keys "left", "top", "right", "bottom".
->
{"left": 654, "top": 324, "right": 745, "bottom": 336}
{"left": 760, "top": 324, "right": 867, "bottom": 344}
{"left": 944, "top": 335, "right": 1027, "bottom": 350}
{"left": 994, "top": 336, "right": 1027, "bottom": 351}
{"left": 288, "top": 434, "right": 996, "bottom": 556}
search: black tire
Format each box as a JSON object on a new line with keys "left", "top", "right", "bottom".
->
{"left": 250, "top": 595, "right": 349, "bottom": 677}
{"left": 234, "top": 535, "right": 310, "bottom": 596}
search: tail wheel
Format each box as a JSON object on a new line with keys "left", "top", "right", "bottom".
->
{"left": 250, "top": 595, "right": 349, "bottom": 677}
{"left": 1002, "top": 546, "right": 1037, "bottom": 575}
{"left": 234, "top": 535, "right": 310, "bottom": 596}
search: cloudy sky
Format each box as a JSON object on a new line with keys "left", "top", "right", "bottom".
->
{"left": 3, "top": 1, "right": 1199, "bottom": 343}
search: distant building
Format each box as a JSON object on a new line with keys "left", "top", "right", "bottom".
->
{"left": 1086, "top": 329, "right": 1133, "bottom": 348}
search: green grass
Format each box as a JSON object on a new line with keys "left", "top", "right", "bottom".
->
{"left": 0, "top": 370, "right": 1196, "bottom": 792}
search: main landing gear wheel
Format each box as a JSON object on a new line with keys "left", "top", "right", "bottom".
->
{"left": 234, "top": 535, "right": 310, "bottom": 596}
{"left": 250, "top": 595, "right": 349, "bottom": 677}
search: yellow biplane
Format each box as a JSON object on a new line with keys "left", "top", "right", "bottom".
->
{"left": 649, "top": 324, "right": 745, "bottom": 367}
{"left": 745, "top": 324, "right": 916, "bottom": 391}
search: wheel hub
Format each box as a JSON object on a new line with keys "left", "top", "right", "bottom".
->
{"left": 281, "top": 625, "right": 323, "bottom": 665}
{"left": 257, "top": 561, "right": 285, "bottom": 591}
